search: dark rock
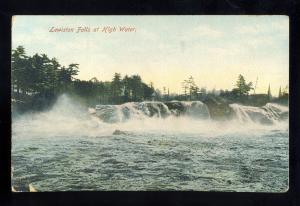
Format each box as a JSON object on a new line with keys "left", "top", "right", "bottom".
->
{"left": 164, "top": 101, "right": 186, "bottom": 116}
{"left": 142, "top": 102, "right": 170, "bottom": 118}
{"left": 112, "top": 129, "right": 128, "bottom": 135}
{"left": 202, "top": 96, "right": 234, "bottom": 120}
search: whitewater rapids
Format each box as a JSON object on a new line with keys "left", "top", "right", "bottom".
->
{"left": 12, "top": 94, "right": 289, "bottom": 192}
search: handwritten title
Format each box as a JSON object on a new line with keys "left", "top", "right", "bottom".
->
{"left": 49, "top": 26, "right": 136, "bottom": 33}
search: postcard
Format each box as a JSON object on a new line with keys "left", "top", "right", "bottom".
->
{"left": 11, "top": 15, "right": 289, "bottom": 192}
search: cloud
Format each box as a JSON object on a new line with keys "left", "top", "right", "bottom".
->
{"left": 270, "top": 20, "right": 289, "bottom": 37}
{"left": 138, "top": 29, "right": 158, "bottom": 41}
{"left": 11, "top": 16, "right": 288, "bottom": 93}
{"left": 236, "top": 18, "right": 288, "bottom": 36}
{"left": 178, "top": 25, "right": 224, "bottom": 42}
{"left": 12, "top": 26, "right": 59, "bottom": 51}
{"left": 206, "top": 46, "right": 239, "bottom": 56}
{"left": 193, "top": 25, "right": 223, "bottom": 38}
{"left": 238, "top": 24, "right": 263, "bottom": 34}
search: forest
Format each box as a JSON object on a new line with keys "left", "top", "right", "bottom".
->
{"left": 12, "top": 46, "right": 289, "bottom": 113}
{"left": 12, "top": 46, "right": 157, "bottom": 111}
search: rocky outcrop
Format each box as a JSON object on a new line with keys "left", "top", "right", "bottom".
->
{"left": 202, "top": 96, "right": 234, "bottom": 120}
{"left": 164, "top": 101, "right": 186, "bottom": 116}
{"left": 113, "top": 129, "right": 129, "bottom": 135}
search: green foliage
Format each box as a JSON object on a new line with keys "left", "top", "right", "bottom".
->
{"left": 11, "top": 46, "right": 30, "bottom": 96}
{"left": 12, "top": 46, "right": 80, "bottom": 99}
{"left": 278, "top": 86, "right": 282, "bottom": 98}
{"left": 267, "top": 84, "right": 272, "bottom": 100}
{"left": 111, "top": 73, "right": 122, "bottom": 102}
{"left": 234, "top": 74, "right": 253, "bottom": 96}
{"left": 12, "top": 46, "right": 156, "bottom": 110}
{"left": 277, "top": 85, "right": 289, "bottom": 103}
{"left": 12, "top": 46, "right": 287, "bottom": 112}
{"left": 182, "top": 76, "right": 199, "bottom": 100}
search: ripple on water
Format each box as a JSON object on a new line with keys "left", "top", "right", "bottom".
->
{"left": 12, "top": 130, "right": 288, "bottom": 192}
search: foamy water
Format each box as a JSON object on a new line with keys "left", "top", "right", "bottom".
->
{"left": 12, "top": 94, "right": 289, "bottom": 191}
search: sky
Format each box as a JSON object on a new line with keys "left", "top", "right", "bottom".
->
{"left": 12, "top": 15, "right": 289, "bottom": 96}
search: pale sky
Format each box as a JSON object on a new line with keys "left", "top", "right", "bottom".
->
{"left": 12, "top": 15, "right": 289, "bottom": 95}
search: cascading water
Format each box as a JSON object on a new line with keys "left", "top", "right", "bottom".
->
{"left": 94, "top": 102, "right": 172, "bottom": 123}
{"left": 93, "top": 100, "right": 287, "bottom": 125}
{"left": 95, "top": 102, "right": 146, "bottom": 123}
{"left": 180, "top": 101, "right": 211, "bottom": 119}
{"left": 12, "top": 94, "right": 289, "bottom": 192}
{"left": 93, "top": 100, "right": 212, "bottom": 123}
{"left": 229, "top": 103, "right": 288, "bottom": 124}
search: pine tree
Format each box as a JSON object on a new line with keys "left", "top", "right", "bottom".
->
{"left": 188, "top": 76, "right": 195, "bottom": 100}
{"left": 278, "top": 86, "right": 282, "bottom": 98}
{"left": 234, "top": 74, "right": 253, "bottom": 96}
{"left": 181, "top": 80, "right": 189, "bottom": 99}
{"left": 111, "top": 73, "right": 122, "bottom": 97}
{"left": 67, "top": 63, "right": 79, "bottom": 81}
{"left": 122, "top": 75, "right": 131, "bottom": 101}
{"left": 182, "top": 76, "right": 198, "bottom": 100}
{"left": 267, "top": 84, "right": 272, "bottom": 100}
{"left": 11, "top": 46, "right": 29, "bottom": 97}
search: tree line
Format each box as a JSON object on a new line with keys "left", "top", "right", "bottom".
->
{"left": 12, "top": 46, "right": 156, "bottom": 110}
{"left": 12, "top": 46, "right": 79, "bottom": 99}
{"left": 171, "top": 74, "right": 288, "bottom": 106}
{"left": 12, "top": 46, "right": 288, "bottom": 111}
{"left": 73, "top": 73, "right": 156, "bottom": 104}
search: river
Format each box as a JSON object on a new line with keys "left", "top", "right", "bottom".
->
{"left": 11, "top": 95, "right": 289, "bottom": 192}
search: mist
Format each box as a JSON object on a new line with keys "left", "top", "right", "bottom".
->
{"left": 12, "top": 94, "right": 289, "bottom": 140}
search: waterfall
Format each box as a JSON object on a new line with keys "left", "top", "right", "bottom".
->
{"left": 181, "top": 101, "right": 211, "bottom": 119}
{"left": 229, "top": 103, "right": 288, "bottom": 124}
{"left": 94, "top": 101, "right": 210, "bottom": 123}
{"left": 93, "top": 100, "right": 288, "bottom": 124}
{"left": 12, "top": 95, "right": 289, "bottom": 140}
